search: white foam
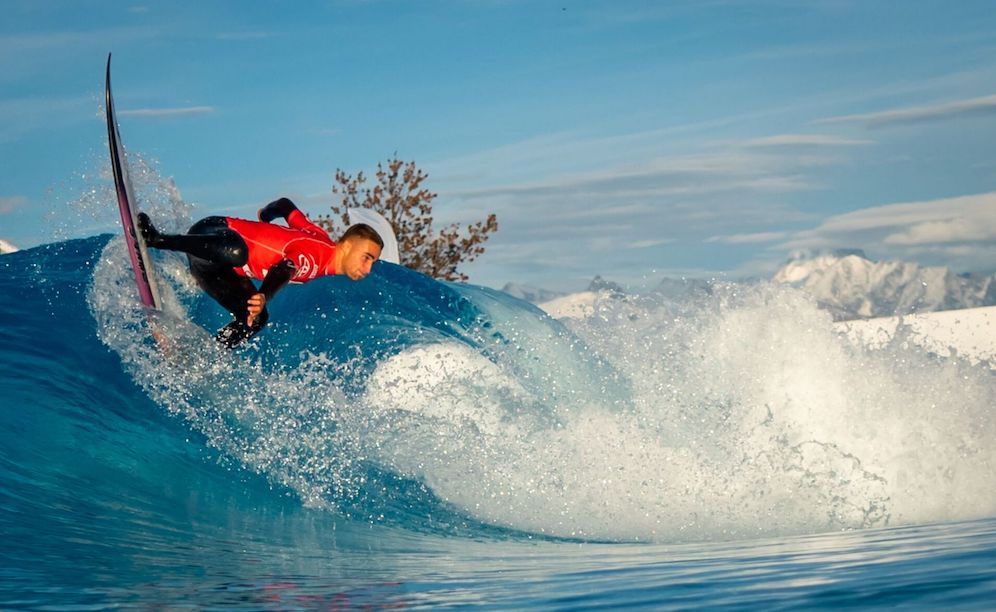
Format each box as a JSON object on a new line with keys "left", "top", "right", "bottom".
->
{"left": 360, "top": 284, "right": 996, "bottom": 541}
{"left": 365, "top": 343, "right": 529, "bottom": 434}
{"left": 538, "top": 291, "right": 598, "bottom": 320}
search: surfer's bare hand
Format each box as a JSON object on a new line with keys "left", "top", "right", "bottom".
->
{"left": 246, "top": 293, "right": 266, "bottom": 327}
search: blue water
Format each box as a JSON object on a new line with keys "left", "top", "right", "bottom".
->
{"left": 2, "top": 230, "right": 995, "bottom": 609}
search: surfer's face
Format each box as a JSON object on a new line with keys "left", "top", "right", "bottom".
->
{"left": 340, "top": 238, "right": 382, "bottom": 280}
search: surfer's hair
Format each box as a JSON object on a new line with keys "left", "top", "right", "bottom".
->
{"left": 340, "top": 223, "right": 384, "bottom": 249}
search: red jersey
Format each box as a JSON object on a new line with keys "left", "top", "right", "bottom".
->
{"left": 225, "top": 210, "right": 336, "bottom": 283}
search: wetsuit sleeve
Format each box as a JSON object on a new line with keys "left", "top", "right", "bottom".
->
{"left": 258, "top": 259, "right": 296, "bottom": 300}
{"left": 286, "top": 209, "right": 333, "bottom": 240}
{"left": 258, "top": 198, "right": 299, "bottom": 223}
{"left": 262, "top": 196, "right": 333, "bottom": 241}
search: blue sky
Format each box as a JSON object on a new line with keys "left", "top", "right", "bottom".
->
{"left": 3, "top": 0, "right": 996, "bottom": 291}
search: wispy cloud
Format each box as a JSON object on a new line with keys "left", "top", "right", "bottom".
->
{"left": 707, "top": 231, "right": 786, "bottom": 244}
{"left": 428, "top": 138, "right": 839, "bottom": 287}
{"left": 451, "top": 150, "right": 826, "bottom": 203}
{"left": 741, "top": 134, "right": 874, "bottom": 148}
{"left": 794, "top": 192, "right": 996, "bottom": 240}
{"left": 118, "top": 106, "right": 215, "bottom": 117}
{"left": 431, "top": 113, "right": 779, "bottom": 188}
{"left": 883, "top": 217, "right": 992, "bottom": 246}
{"left": 730, "top": 195, "right": 996, "bottom": 276}
{"left": 0, "top": 196, "right": 26, "bottom": 214}
{"left": 818, "top": 94, "right": 996, "bottom": 128}
{"left": 630, "top": 238, "right": 674, "bottom": 249}
{"left": 425, "top": 123, "right": 870, "bottom": 286}
{"left": 778, "top": 191, "right": 996, "bottom": 271}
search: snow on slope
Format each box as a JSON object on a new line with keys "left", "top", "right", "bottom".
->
{"left": 0, "top": 238, "right": 18, "bottom": 254}
{"left": 837, "top": 306, "right": 996, "bottom": 365}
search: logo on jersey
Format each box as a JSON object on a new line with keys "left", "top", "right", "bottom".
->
{"left": 296, "top": 253, "right": 317, "bottom": 280}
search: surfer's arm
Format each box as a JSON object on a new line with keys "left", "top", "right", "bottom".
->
{"left": 258, "top": 197, "right": 333, "bottom": 240}
{"left": 257, "top": 198, "right": 298, "bottom": 224}
{"left": 245, "top": 259, "right": 296, "bottom": 327}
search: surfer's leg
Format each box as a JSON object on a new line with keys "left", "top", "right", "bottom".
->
{"left": 187, "top": 256, "right": 269, "bottom": 348}
{"left": 139, "top": 214, "right": 248, "bottom": 268}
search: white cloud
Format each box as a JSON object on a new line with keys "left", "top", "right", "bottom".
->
{"left": 630, "top": 238, "right": 673, "bottom": 249}
{"left": 451, "top": 150, "right": 826, "bottom": 204}
{"left": 434, "top": 123, "right": 872, "bottom": 223}
{"left": 707, "top": 231, "right": 786, "bottom": 244}
{"left": 431, "top": 113, "right": 782, "bottom": 189}
{"left": 424, "top": 125, "right": 865, "bottom": 286}
{"left": 884, "top": 218, "right": 992, "bottom": 246}
{"left": 818, "top": 94, "right": 996, "bottom": 128}
{"left": 807, "top": 192, "right": 996, "bottom": 240}
{"left": 741, "top": 134, "right": 874, "bottom": 148}
{"left": 779, "top": 191, "right": 996, "bottom": 271}
{"left": 119, "top": 106, "right": 215, "bottom": 117}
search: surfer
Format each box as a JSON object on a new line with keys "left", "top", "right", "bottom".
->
{"left": 138, "top": 198, "right": 383, "bottom": 347}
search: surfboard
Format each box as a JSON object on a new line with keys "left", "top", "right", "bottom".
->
{"left": 105, "top": 53, "right": 162, "bottom": 310}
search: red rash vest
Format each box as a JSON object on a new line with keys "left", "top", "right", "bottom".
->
{"left": 225, "top": 210, "right": 336, "bottom": 283}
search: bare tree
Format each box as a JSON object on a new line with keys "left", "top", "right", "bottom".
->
{"left": 316, "top": 156, "right": 498, "bottom": 282}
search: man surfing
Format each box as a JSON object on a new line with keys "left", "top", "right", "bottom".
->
{"left": 138, "top": 197, "right": 383, "bottom": 347}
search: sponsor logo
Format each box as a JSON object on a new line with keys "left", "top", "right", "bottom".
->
{"left": 297, "top": 253, "right": 316, "bottom": 279}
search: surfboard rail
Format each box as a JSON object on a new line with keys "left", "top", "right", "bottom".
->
{"left": 105, "top": 53, "right": 161, "bottom": 310}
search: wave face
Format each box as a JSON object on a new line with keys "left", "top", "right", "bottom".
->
{"left": 2, "top": 226, "right": 994, "bottom": 553}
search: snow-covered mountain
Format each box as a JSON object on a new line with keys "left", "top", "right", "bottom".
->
{"left": 772, "top": 251, "right": 996, "bottom": 320}
{"left": 513, "top": 251, "right": 995, "bottom": 322}
{"left": 586, "top": 275, "right": 626, "bottom": 296}
{"left": 0, "top": 238, "right": 18, "bottom": 254}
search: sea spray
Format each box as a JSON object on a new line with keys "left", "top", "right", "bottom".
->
{"left": 85, "top": 165, "right": 996, "bottom": 542}
{"left": 356, "top": 284, "right": 996, "bottom": 541}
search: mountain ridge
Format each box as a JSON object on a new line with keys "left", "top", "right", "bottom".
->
{"left": 773, "top": 252, "right": 996, "bottom": 319}
{"left": 505, "top": 251, "right": 996, "bottom": 321}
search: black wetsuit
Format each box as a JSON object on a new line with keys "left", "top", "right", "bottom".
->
{"left": 139, "top": 198, "right": 314, "bottom": 347}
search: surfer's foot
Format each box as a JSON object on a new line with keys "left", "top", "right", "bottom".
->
{"left": 214, "top": 318, "right": 263, "bottom": 349}
{"left": 137, "top": 212, "right": 163, "bottom": 247}
{"left": 214, "top": 322, "right": 244, "bottom": 348}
